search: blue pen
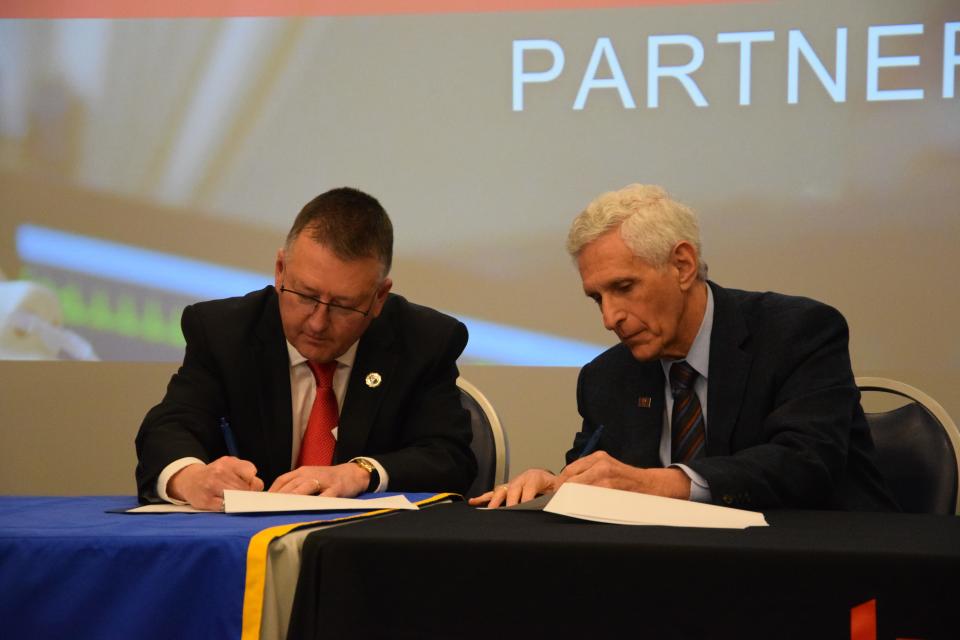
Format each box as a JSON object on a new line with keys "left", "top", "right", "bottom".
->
{"left": 577, "top": 424, "right": 605, "bottom": 459}
{"left": 219, "top": 417, "right": 240, "bottom": 457}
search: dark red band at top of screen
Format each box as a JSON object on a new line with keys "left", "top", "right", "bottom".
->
{"left": 2, "top": 0, "right": 763, "bottom": 20}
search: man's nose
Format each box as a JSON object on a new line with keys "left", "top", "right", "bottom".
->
{"left": 306, "top": 302, "right": 331, "bottom": 331}
{"left": 600, "top": 299, "right": 624, "bottom": 332}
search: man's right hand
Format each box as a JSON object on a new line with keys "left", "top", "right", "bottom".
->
{"left": 468, "top": 468, "right": 559, "bottom": 509}
{"left": 167, "top": 456, "right": 264, "bottom": 510}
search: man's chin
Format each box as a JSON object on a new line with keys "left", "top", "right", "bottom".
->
{"left": 296, "top": 338, "right": 338, "bottom": 363}
{"left": 624, "top": 338, "right": 661, "bottom": 362}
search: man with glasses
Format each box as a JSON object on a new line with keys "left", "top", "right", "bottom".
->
{"left": 135, "top": 188, "right": 476, "bottom": 509}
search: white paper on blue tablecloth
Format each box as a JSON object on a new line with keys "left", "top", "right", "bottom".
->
{"left": 222, "top": 491, "right": 419, "bottom": 513}
{"left": 126, "top": 491, "right": 418, "bottom": 513}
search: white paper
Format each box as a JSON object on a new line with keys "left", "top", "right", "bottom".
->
{"left": 126, "top": 492, "right": 419, "bottom": 514}
{"left": 542, "top": 483, "right": 768, "bottom": 529}
{"left": 222, "top": 491, "right": 418, "bottom": 514}
{"left": 126, "top": 503, "right": 206, "bottom": 513}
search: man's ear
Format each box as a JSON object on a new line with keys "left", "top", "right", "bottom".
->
{"left": 670, "top": 241, "right": 700, "bottom": 290}
{"left": 369, "top": 278, "right": 393, "bottom": 317}
{"left": 274, "top": 248, "right": 285, "bottom": 289}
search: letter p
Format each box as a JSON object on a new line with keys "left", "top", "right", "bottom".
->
{"left": 513, "top": 39, "right": 565, "bottom": 111}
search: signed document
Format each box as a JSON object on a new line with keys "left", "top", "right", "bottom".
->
{"left": 542, "top": 483, "right": 768, "bottom": 529}
{"left": 126, "top": 491, "right": 419, "bottom": 514}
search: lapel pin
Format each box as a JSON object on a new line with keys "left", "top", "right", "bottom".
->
{"left": 638, "top": 396, "right": 652, "bottom": 408}
{"left": 365, "top": 372, "right": 382, "bottom": 388}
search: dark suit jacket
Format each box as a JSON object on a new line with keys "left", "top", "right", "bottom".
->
{"left": 566, "top": 281, "right": 898, "bottom": 511}
{"left": 135, "top": 287, "right": 477, "bottom": 502}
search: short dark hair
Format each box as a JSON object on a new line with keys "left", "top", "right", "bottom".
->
{"left": 286, "top": 187, "right": 393, "bottom": 275}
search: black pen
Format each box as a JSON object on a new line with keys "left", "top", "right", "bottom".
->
{"left": 577, "top": 424, "right": 605, "bottom": 459}
{"left": 219, "top": 417, "right": 240, "bottom": 457}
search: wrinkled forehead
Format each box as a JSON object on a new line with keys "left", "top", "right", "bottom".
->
{"left": 577, "top": 232, "right": 657, "bottom": 292}
{"left": 283, "top": 237, "right": 383, "bottom": 299}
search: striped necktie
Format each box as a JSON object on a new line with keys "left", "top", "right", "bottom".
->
{"left": 670, "top": 360, "right": 706, "bottom": 463}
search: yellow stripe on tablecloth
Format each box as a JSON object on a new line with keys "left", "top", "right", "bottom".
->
{"left": 240, "top": 493, "right": 459, "bottom": 640}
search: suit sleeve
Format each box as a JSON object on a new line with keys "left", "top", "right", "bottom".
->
{"left": 134, "top": 304, "right": 228, "bottom": 503}
{"left": 689, "top": 303, "right": 864, "bottom": 509}
{"left": 565, "top": 366, "right": 601, "bottom": 466}
{"left": 371, "top": 321, "right": 477, "bottom": 495}
{"left": 565, "top": 349, "right": 664, "bottom": 471}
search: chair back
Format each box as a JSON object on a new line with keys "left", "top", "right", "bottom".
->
{"left": 858, "top": 377, "right": 960, "bottom": 515}
{"left": 457, "top": 377, "right": 509, "bottom": 498}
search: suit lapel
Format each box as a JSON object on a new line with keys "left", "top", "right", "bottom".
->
{"left": 705, "top": 282, "right": 751, "bottom": 456}
{"left": 585, "top": 349, "right": 663, "bottom": 468}
{"left": 622, "top": 358, "right": 666, "bottom": 468}
{"left": 335, "top": 309, "right": 398, "bottom": 462}
{"left": 253, "top": 289, "right": 295, "bottom": 476}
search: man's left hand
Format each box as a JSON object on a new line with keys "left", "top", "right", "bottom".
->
{"left": 268, "top": 463, "right": 370, "bottom": 497}
{"left": 558, "top": 451, "right": 692, "bottom": 499}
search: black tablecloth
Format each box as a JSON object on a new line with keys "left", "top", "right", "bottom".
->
{"left": 288, "top": 502, "right": 960, "bottom": 639}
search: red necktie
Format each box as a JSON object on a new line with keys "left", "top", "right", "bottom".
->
{"left": 297, "top": 361, "right": 338, "bottom": 467}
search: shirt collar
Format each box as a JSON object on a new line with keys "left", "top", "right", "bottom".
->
{"left": 661, "top": 281, "right": 713, "bottom": 380}
{"left": 286, "top": 340, "right": 359, "bottom": 371}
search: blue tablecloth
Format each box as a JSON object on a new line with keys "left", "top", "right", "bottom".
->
{"left": 0, "top": 495, "right": 435, "bottom": 640}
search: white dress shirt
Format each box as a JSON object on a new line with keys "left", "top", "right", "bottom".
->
{"left": 283, "top": 341, "right": 388, "bottom": 493}
{"left": 156, "top": 340, "right": 387, "bottom": 503}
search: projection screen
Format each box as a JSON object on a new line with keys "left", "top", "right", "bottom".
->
{"left": 1, "top": 1, "right": 957, "bottom": 418}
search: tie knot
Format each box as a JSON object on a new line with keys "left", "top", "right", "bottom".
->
{"left": 307, "top": 361, "right": 337, "bottom": 389}
{"left": 669, "top": 361, "right": 698, "bottom": 396}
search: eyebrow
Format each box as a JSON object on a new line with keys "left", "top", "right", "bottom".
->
{"left": 287, "top": 279, "right": 358, "bottom": 304}
{"left": 583, "top": 276, "right": 636, "bottom": 298}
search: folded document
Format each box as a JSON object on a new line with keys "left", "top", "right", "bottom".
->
{"left": 541, "top": 483, "right": 768, "bottom": 529}
{"left": 126, "top": 491, "right": 419, "bottom": 514}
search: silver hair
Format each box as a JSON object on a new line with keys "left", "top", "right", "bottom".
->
{"left": 566, "top": 183, "right": 708, "bottom": 280}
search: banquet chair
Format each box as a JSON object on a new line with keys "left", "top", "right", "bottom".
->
{"left": 457, "top": 377, "right": 509, "bottom": 498}
{"left": 857, "top": 376, "right": 960, "bottom": 514}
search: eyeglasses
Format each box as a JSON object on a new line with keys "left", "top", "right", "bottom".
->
{"left": 279, "top": 279, "right": 377, "bottom": 319}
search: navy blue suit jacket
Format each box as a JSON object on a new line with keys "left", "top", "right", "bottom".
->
{"left": 135, "top": 287, "right": 476, "bottom": 502}
{"left": 566, "top": 281, "right": 897, "bottom": 511}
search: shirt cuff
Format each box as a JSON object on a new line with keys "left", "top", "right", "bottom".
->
{"left": 157, "top": 457, "right": 205, "bottom": 504}
{"left": 670, "top": 463, "right": 712, "bottom": 503}
{"left": 363, "top": 457, "right": 389, "bottom": 492}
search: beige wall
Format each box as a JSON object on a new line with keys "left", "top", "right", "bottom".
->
{"left": 0, "top": 361, "right": 176, "bottom": 495}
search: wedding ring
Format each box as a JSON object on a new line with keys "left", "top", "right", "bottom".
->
{"left": 313, "top": 479, "right": 321, "bottom": 493}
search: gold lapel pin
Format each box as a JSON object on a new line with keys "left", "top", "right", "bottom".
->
{"left": 365, "top": 372, "right": 382, "bottom": 388}
{"left": 638, "top": 396, "right": 653, "bottom": 408}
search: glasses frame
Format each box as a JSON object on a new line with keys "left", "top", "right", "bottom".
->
{"left": 279, "top": 278, "right": 378, "bottom": 319}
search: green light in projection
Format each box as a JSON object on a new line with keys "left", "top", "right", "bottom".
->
{"left": 22, "top": 269, "right": 185, "bottom": 347}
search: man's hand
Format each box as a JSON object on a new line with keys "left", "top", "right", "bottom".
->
{"left": 469, "top": 453, "right": 693, "bottom": 509}
{"left": 268, "top": 463, "right": 370, "bottom": 498}
{"left": 168, "top": 456, "right": 264, "bottom": 511}
{"left": 557, "top": 451, "right": 692, "bottom": 499}
{"left": 468, "top": 468, "right": 559, "bottom": 508}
